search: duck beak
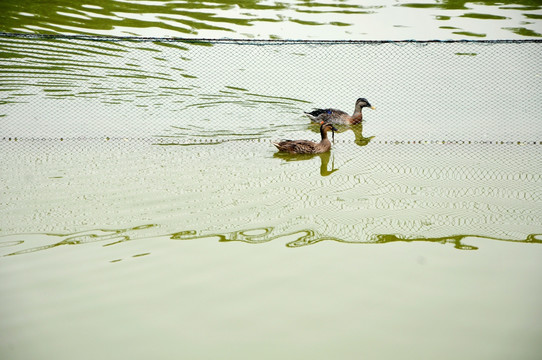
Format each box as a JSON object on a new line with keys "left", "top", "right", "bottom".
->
{"left": 370, "top": 106, "right": 376, "bottom": 110}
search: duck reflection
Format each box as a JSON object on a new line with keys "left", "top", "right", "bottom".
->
{"left": 307, "top": 122, "right": 374, "bottom": 147}
{"left": 273, "top": 150, "right": 338, "bottom": 176}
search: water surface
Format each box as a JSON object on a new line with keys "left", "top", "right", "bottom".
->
{"left": 1, "top": 0, "right": 541, "bottom": 39}
{"left": 1, "top": 2, "right": 542, "bottom": 360}
{"left": 1, "top": 136, "right": 541, "bottom": 359}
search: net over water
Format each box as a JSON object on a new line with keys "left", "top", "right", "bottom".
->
{"left": 0, "top": 35, "right": 541, "bottom": 250}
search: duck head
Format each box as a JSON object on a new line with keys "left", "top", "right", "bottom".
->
{"left": 356, "top": 97, "right": 376, "bottom": 110}
{"left": 320, "top": 121, "right": 338, "bottom": 142}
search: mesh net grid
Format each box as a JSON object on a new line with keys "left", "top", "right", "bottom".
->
{"left": 0, "top": 33, "right": 541, "bottom": 249}
{"left": 1, "top": 34, "right": 541, "bottom": 142}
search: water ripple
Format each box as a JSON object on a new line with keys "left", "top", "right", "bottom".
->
{"left": 0, "top": 0, "right": 540, "bottom": 39}
{"left": 1, "top": 140, "right": 540, "bottom": 257}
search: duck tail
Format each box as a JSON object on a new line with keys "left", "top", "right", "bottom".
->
{"left": 304, "top": 111, "right": 318, "bottom": 122}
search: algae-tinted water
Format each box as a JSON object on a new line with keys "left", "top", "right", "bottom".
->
{"left": 1, "top": 2, "right": 542, "bottom": 360}
{"left": 0, "top": 0, "right": 540, "bottom": 38}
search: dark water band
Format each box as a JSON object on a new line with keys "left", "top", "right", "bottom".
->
{"left": 2, "top": 32, "right": 542, "bottom": 44}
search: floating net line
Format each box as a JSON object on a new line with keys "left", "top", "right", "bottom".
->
{"left": 3, "top": 32, "right": 540, "bottom": 43}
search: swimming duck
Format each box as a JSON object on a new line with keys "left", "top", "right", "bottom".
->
{"left": 304, "top": 97, "right": 375, "bottom": 125}
{"left": 272, "top": 122, "right": 337, "bottom": 154}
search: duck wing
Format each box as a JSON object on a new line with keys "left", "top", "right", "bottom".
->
{"left": 273, "top": 140, "right": 317, "bottom": 154}
{"left": 304, "top": 108, "right": 349, "bottom": 123}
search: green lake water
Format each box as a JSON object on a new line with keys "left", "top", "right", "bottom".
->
{"left": 0, "top": 0, "right": 541, "bottom": 39}
{"left": 1, "top": 1, "right": 542, "bottom": 359}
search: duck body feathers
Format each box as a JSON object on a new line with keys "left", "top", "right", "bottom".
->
{"left": 304, "top": 108, "right": 359, "bottom": 125}
{"left": 273, "top": 123, "right": 337, "bottom": 154}
{"left": 272, "top": 138, "right": 331, "bottom": 154}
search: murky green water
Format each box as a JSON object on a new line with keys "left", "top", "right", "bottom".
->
{"left": 0, "top": 0, "right": 541, "bottom": 38}
{"left": 1, "top": 2, "right": 542, "bottom": 360}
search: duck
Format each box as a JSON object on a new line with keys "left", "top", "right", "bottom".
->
{"left": 272, "top": 122, "right": 337, "bottom": 154}
{"left": 304, "top": 97, "right": 375, "bottom": 125}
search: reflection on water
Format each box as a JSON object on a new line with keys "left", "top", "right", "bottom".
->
{"left": 175, "top": 227, "right": 542, "bottom": 249}
{"left": 0, "top": 139, "right": 541, "bottom": 256}
{"left": 1, "top": 225, "right": 156, "bottom": 257}
{"left": 402, "top": 0, "right": 541, "bottom": 10}
{"left": 306, "top": 123, "right": 375, "bottom": 147}
{"left": 273, "top": 151, "right": 339, "bottom": 176}
{"left": 2, "top": 223, "right": 541, "bottom": 258}
{"left": 373, "top": 233, "right": 542, "bottom": 250}
{"left": 0, "top": 0, "right": 540, "bottom": 39}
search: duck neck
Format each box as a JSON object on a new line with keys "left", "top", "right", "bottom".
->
{"left": 350, "top": 112, "right": 363, "bottom": 124}
{"left": 320, "top": 127, "right": 332, "bottom": 144}
{"left": 353, "top": 103, "right": 362, "bottom": 115}
{"left": 320, "top": 127, "right": 328, "bottom": 141}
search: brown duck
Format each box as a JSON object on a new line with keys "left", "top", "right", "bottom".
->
{"left": 304, "top": 97, "right": 375, "bottom": 125}
{"left": 272, "top": 122, "right": 337, "bottom": 154}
